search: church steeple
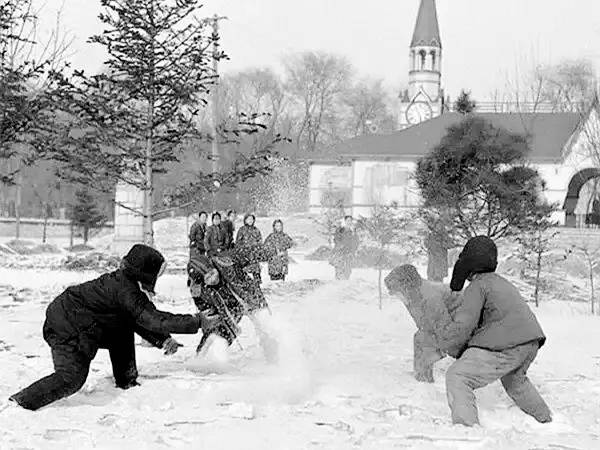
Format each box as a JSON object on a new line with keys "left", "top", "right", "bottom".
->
{"left": 398, "top": 0, "right": 444, "bottom": 129}
{"left": 411, "top": 0, "right": 442, "bottom": 48}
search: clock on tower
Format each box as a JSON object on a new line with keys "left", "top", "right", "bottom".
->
{"left": 405, "top": 101, "right": 433, "bottom": 125}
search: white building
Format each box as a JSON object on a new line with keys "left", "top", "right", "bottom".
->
{"left": 308, "top": 0, "right": 600, "bottom": 227}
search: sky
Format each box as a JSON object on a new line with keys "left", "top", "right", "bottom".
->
{"left": 38, "top": 0, "right": 600, "bottom": 101}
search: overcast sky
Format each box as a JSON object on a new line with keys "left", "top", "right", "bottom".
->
{"left": 41, "top": 0, "right": 600, "bottom": 100}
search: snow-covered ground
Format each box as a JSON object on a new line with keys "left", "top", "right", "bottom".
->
{"left": 1, "top": 257, "right": 600, "bottom": 450}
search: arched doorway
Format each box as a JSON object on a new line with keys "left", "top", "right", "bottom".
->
{"left": 563, "top": 168, "right": 600, "bottom": 227}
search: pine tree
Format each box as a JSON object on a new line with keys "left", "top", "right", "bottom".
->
{"left": 356, "top": 203, "right": 414, "bottom": 310}
{"left": 70, "top": 189, "right": 107, "bottom": 244}
{"left": 453, "top": 89, "right": 476, "bottom": 114}
{"left": 515, "top": 203, "right": 558, "bottom": 307}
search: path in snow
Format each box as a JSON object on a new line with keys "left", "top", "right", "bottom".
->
{"left": 0, "top": 262, "right": 599, "bottom": 449}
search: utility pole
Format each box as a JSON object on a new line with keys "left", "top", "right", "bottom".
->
{"left": 210, "top": 14, "right": 227, "bottom": 212}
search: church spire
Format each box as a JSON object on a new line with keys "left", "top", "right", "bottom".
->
{"left": 410, "top": 0, "right": 442, "bottom": 48}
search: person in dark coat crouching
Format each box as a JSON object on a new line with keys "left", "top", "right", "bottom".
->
{"left": 435, "top": 236, "right": 552, "bottom": 427}
{"left": 9, "top": 244, "right": 211, "bottom": 411}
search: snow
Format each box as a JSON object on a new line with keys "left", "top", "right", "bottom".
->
{"left": 1, "top": 218, "right": 600, "bottom": 449}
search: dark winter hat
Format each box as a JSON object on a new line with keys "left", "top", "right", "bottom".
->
{"left": 385, "top": 264, "right": 423, "bottom": 294}
{"left": 450, "top": 236, "right": 497, "bottom": 292}
{"left": 212, "top": 212, "right": 221, "bottom": 221}
{"left": 121, "top": 244, "right": 166, "bottom": 294}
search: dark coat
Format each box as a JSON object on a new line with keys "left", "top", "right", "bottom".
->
{"left": 236, "top": 221, "right": 263, "bottom": 273}
{"left": 189, "top": 221, "right": 207, "bottom": 253}
{"left": 264, "top": 231, "right": 294, "bottom": 277}
{"left": 187, "top": 244, "right": 275, "bottom": 346}
{"left": 221, "top": 220, "right": 235, "bottom": 249}
{"left": 43, "top": 245, "right": 200, "bottom": 359}
{"left": 204, "top": 224, "right": 228, "bottom": 256}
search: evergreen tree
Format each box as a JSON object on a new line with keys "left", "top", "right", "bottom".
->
{"left": 48, "top": 0, "right": 278, "bottom": 245}
{"left": 356, "top": 204, "right": 413, "bottom": 310}
{"left": 0, "top": 0, "right": 67, "bottom": 184}
{"left": 70, "top": 188, "right": 107, "bottom": 244}
{"left": 453, "top": 89, "right": 476, "bottom": 114}
{"left": 415, "top": 116, "right": 545, "bottom": 244}
{"left": 515, "top": 203, "right": 558, "bottom": 307}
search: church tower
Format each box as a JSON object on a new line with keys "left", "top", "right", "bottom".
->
{"left": 398, "top": 0, "right": 444, "bottom": 129}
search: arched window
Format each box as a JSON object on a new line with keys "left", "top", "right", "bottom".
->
{"left": 430, "top": 51, "right": 437, "bottom": 71}
{"left": 419, "top": 50, "right": 426, "bottom": 70}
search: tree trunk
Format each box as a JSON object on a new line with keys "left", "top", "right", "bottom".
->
{"left": 69, "top": 220, "right": 74, "bottom": 249}
{"left": 42, "top": 203, "right": 48, "bottom": 244}
{"left": 589, "top": 258, "right": 595, "bottom": 315}
{"left": 378, "top": 268, "right": 383, "bottom": 310}
{"left": 15, "top": 170, "right": 22, "bottom": 240}
{"left": 143, "top": 107, "right": 154, "bottom": 246}
{"left": 83, "top": 225, "right": 89, "bottom": 244}
{"left": 534, "top": 248, "right": 542, "bottom": 307}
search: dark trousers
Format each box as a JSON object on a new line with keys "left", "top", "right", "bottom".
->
{"left": 11, "top": 332, "right": 138, "bottom": 411}
{"left": 446, "top": 341, "right": 552, "bottom": 426}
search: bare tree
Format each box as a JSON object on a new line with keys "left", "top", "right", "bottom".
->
{"left": 284, "top": 51, "right": 353, "bottom": 153}
{"left": 342, "top": 78, "right": 394, "bottom": 137}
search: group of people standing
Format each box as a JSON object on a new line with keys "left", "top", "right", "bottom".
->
{"left": 188, "top": 210, "right": 295, "bottom": 282}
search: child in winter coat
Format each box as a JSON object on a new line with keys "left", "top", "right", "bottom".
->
{"left": 187, "top": 243, "right": 278, "bottom": 362}
{"left": 330, "top": 216, "right": 359, "bottom": 280}
{"left": 437, "top": 236, "right": 552, "bottom": 427}
{"left": 204, "top": 212, "right": 228, "bottom": 256}
{"left": 264, "top": 219, "right": 294, "bottom": 281}
{"left": 385, "top": 264, "right": 463, "bottom": 383}
{"left": 236, "top": 214, "right": 263, "bottom": 283}
{"left": 9, "top": 244, "right": 210, "bottom": 411}
{"left": 189, "top": 211, "right": 208, "bottom": 258}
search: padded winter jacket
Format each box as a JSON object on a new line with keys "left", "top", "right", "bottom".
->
{"left": 43, "top": 245, "right": 200, "bottom": 358}
{"left": 221, "top": 220, "right": 235, "bottom": 249}
{"left": 236, "top": 223, "right": 263, "bottom": 273}
{"left": 204, "top": 224, "right": 228, "bottom": 256}
{"left": 437, "top": 272, "right": 546, "bottom": 356}
{"left": 189, "top": 221, "right": 207, "bottom": 253}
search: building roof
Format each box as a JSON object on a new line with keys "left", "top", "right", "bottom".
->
{"left": 320, "top": 112, "right": 581, "bottom": 163}
{"left": 411, "top": 0, "right": 442, "bottom": 48}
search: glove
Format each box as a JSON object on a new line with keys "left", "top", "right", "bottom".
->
{"left": 162, "top": 337, "right": 183, "bottom": 355}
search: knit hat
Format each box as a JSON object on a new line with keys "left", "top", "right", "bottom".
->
{"left": 121, "top": 244, "right": 166, "bottom": 294}
{"left": 385, "top": 264, "right": 423, "bottom": 294}
{"left": 450, "top": 236, "right": 497, "bottom": 292}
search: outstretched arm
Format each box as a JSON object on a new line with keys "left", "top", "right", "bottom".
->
{"left": 428, "top": 282, "right": 484, "bottom": 355}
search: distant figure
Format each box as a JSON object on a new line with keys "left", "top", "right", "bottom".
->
{"left": 236, "top": 214, "right": 263, "bottom": 284}
{"left": 264, "top": 219, "right": 295, "bottom": 281}
{"left": 8, "top": 245, "right": 208, "bottom": 411}
{"left": 189, "top": 211, "right": 208, "bottom": 258}
{"left": 330, "top": 216, "right": 359, "bottom": 280}
{"left": 439, "top": 236, "right": 552, "bottom": 427}
{"left": 385, "top": 264, "right": 463, "bottom": 383}
{"left": 221, "top": 210, "right": 237, "bottom": 249}
{"left": 204, "top": 212, "right": 228, "bottom": 256}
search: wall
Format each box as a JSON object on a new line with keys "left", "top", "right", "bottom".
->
{"left": 308, "top": 163, "right": 352, "bottom": 214}
{"left": 351, "top": 160, "right": 420, "bottom": 217}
